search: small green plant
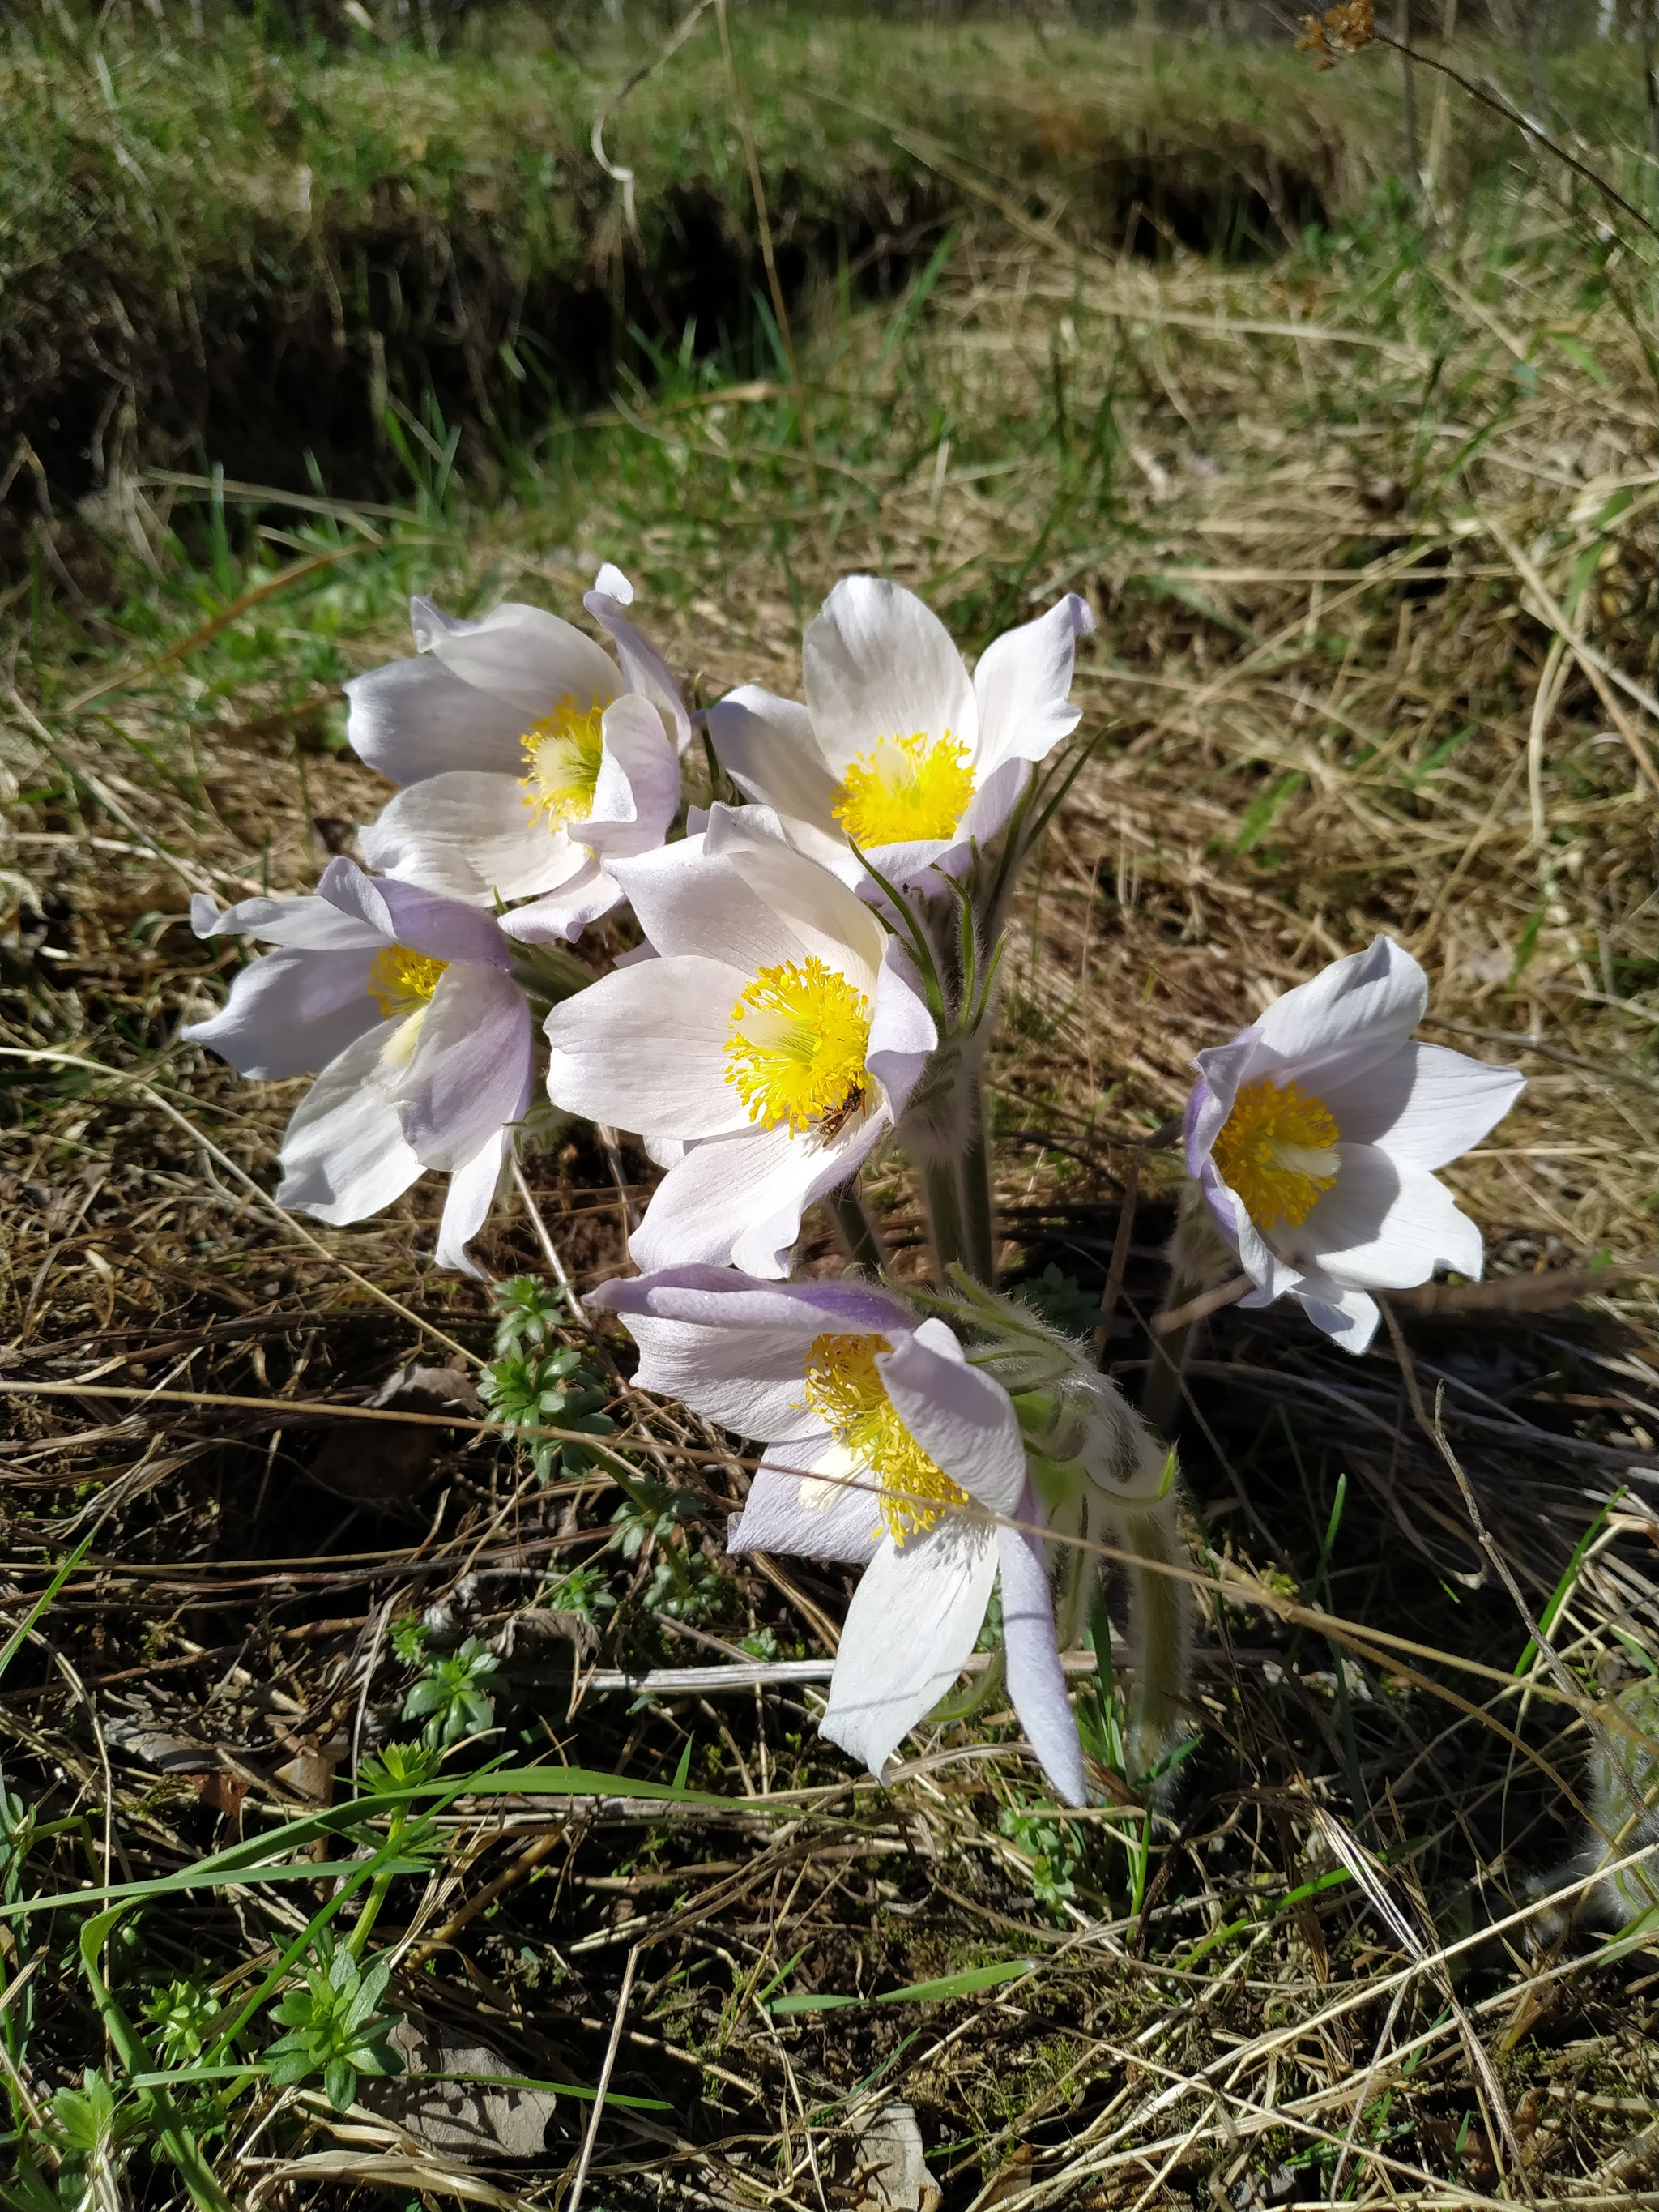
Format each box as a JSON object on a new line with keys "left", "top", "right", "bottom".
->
{"left": 491, "top": 1272, "right": 568, "bottom": 1352}
{"left": 998, "top": 1801, "right": 1081, "bottom": 1919}
{"left": 544, "top": 1564, "right": 617, "bottom": 1623}
{"left": 139, "top": 1979, "right": 224, "bottom": 2067}
{"left": 402, "top": 1637, "right": 499, "bottom": 1752}
{"left": 355, "top": 1740, "right": 444, "bottom": 1799}
{"left": 264, "top": 1944, "right": 403, "bottom": 2114}
{"left": 479, "top": 1346, "right": 616, "bottom": 1480}
{"left": 388, "top": 1612, "right": 431, "bottom": 1667}
{"left": 19, "top": 2070, "right": 139, "bottom": 2210}
{"left": 1013, "top": 1263, "right": 1102, "bottom": 1336}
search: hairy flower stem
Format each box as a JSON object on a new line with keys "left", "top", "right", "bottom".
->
{"left": 1141, "top": 1288, "right": 1198, "bottom": 1439}
{"left": 826, "top": 1185, "right": 889, "bottom": 1276}
{"left": 930, "top": 1650, "right": 1007, "bottom": 1727}
{"left": 923, "top": 1155, "right": 973, "bottom": 1283}
{"left": 959, "top": 1112, "right": 997, "bottom": 1286}
{"left": 1114, "top": 1497, "right": 1192, "bottom": 1787}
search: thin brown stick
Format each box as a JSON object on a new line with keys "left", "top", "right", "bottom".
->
{"left": 566, "top": 1944, "right": 640, "bottom": 2212}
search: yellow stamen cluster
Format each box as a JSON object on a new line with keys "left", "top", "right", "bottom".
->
{"left": 1211, "top": 1076, "right": 1341, "bottom": 1230}
{"left": 724, "top": 958, "right": 872, "bottom": 1136}
{"left": 833, "top": 729, "right": 975, "bottom": 848}
{"left": 366, "top": 944, "right": 450, "bottom": 1022}
{"left": 800, "top": 1332, "right": 969, "bottom": 1547}
{"left": 519, "top": 694, "right": 607, "bottom": 826}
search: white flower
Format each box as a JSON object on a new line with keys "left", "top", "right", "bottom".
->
{"left": 182, "top": 858, "right": 533, "bottom": 1275}
{"left": 1186, "top": 936, "right": 1525, "bottom": 1352}
{"left": 590, "top": 1266, "right": 1085, "bottom": 1803}
{"left": 704, "top": 575, "right": 1094, "bottom": 887}
{"left": 544, "top": 805, "right": 936, "bottom": 1276}
{"left": 347, "top": 565, "right": 690, "bottom": 942}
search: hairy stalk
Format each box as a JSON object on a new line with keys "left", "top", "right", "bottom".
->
{"left": 1111, "top": 1497, "right": 1193, "bottom": 1788}
{"left": 825, "top": 1184, "right": 888, "bottom": 1275}
{"left": 1143, "top": 1185, "right": 1235, "bottom": 1435}
{"left": 923, "top": 1155, "right": 971, "bottom": 1280}
{"left": 930, "top": 1650, "right": 1007, "bottom": 1727}
{"left": 958, "top": 1108, "right": 996, "bottom": 1286}
{"left": 1141, "top": 1297, "right": 1196, "bottom": 1438}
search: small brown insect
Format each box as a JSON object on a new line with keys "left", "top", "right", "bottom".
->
{"left": 817, "top": 1082, "right": 867, "bottom": 1143}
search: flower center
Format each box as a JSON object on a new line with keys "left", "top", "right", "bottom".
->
{"left": 832, "top": 730, "right": 975, "bottom": 847}
{"left": 800, "top": 1332, "right": 970, "bottom": 1547}
{"left": 724, "top": 957, "right": 872, "bottom": 1137}
{"left": 519, "top": 695, "right": 607, "bottom": 826}
{"left": 1211, "top": 1076, "right": 1341, "bottom": 1229}
{"left": 366, "top": 944, "right": 450, "bottom": 1023}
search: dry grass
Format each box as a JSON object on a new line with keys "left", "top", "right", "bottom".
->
{"left": 2, "top": 49, "right": 1659, "bottom": 2210}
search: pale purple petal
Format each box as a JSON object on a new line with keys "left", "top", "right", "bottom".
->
{"left": 1253, "top": 935, "right": 1427, "bottom": 1080}
{"left": 500, "top": 852, "right": 626, "bottom": 944}
{"left": 608, "top": 836, "right": 804, "bottom": 971}
{"left": 275, "top": 1023, "right": 423, "bottom": 1224}
{"left": 1278, "top": 1144, "right": 1483, "bottom": 1292}
{"left": 628, "top": 1116, "right": 883, "bottom": 1279}
{"left": 705, "top": 806, "right": 887, "bottom": 984}
{"left": 866, "top": 936, "right": 936, "bottom": 1120}
{"left": 318, "top": 858, "right": 510, "bottom": 971}
{"left": 997, "top": 1505, "right": 1086, "bottom": 1806}
{"left": 190, "top": 890, "right": 383, "bottom": 951}
{"left": 392, "top": 967, "right": 531, "bottom": 1170}
{"left": 181, "top": 946, "right": 380, "bottom": 1079}
{"left": 572, "top": 692, "right": 682, "bottom": 857}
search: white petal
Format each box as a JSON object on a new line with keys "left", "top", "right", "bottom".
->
{"left": 359, "top": 772, "right": 571, "bottom": 904}
{"left": 705, "top": 805, "right": 887, "bottom": 985}
{"left": 593, "top": 562, "right": 633, "bottom": 604}
{"left": 867, "top": 937, "right": 936, "bottom": 1121}
{"left": 1277, "top": 1144, "right": 1484, "bottom": 1292}
{"left": 803, "top": 575, "right": 978, "bottom": 778}
{"left": 727, "top": 1440, "right": 884, "bottom": 1565}
{"left": 608, "top": 836, "right": 804, "bottom": 972}
{"left": 706, "top": 685, "right": 842, "bottom": 835}
{"left": 1253, "top": 936, "right": 1427, "bottom": 1078}
{"left": 1296, "top": 1286, "right": 1383, "bottom": 1354}
{"left": 393, "top": 967, "right": 531, "bottom": 1170}
{"left": 181, "top": 946, "right": 380, "bottom": 1078}
{"left": 345, "top": 655, "right": 531, "bottom": 786}
{"left": 628, "top": 1117, "right": 870, "bottom": 1278}
{"left": 971, "top": 592, "right": 1094, "bottom": 773}
{"left": 411, "top": 596, "right": 620, "bottom": 722}
{"left": 1322, "top": 1042, "right": 1525, "bottom": 1169}
{"left": 583, "top": 586, "right": 692, "bottom": 754}
{"left": 954, "top": 754, "right": 1028, "bottom": 849}
{"left": 999, "top": 1517, "right": 1087, "bottom": 1805}
{"left": 573, "top": 692, "right": 682, "bottom": 858}
{"left": 499, "top": 851, "right": 625, "bottom": 945}
{"left": 435, "top": 1125, "right": 510, "bottom": 1276}
{"left": 820, "top": 1520, "right": 999, "bottom": 1779}
{"left": 877, "top": 1320, "right": 1026, "bottom": 1517}
{"left": 544, "top": 957, "right": 753, "bottom": 1138}
{"left": 275, "top": 1023, "right": 423, "bottom": 1223}
{"left": 588, "top": 1265, "right": 914, "bottom": 1435}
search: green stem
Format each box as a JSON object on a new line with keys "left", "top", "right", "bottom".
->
{"left": 929, "top": 1650, "right": 1007, "bottom": 1727}
{"left": 1115, "top": 1499, "right": 1192, "bottom": 1790}
{"left": 922, "top": 1155, "right": 971, "bottom": 1282}
{"left": 825, "top": 1184, "right": 888, "bottom": 1275}
{"left": 958, "top": 1113, "right": 996, "bottom": 1286}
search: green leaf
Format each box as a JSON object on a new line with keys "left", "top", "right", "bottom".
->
{"left": 1548, "top": 331, "right": 1610, "bottom": 385}
{"left": 770, "top": 1958, "right": 1036, "bottom": 2014}
{"left": 324, "top": 2057, "right": 357, "bottom": 2112}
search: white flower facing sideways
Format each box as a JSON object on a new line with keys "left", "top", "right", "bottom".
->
{"left": 346, "top": 565, "right": 691, "bottom": 942}
{"left": 182, "top": 858, "right": 532, "bottom": 1275}
{"left": 704, "top": 575, "right": 1094, "bottom": 889}
{"left": 544, "top": 805, "right": 936, "bottom": 1276}
{"left": 1186, "top": 935, "right": 1525, "bottom": 1352}
{"left": 589, "top": 1266, "right": 1087, "bottom": 1804}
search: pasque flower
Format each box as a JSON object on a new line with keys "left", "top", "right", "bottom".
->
{"left": 590, "top": 1266, "right": 1085, "bottom": 1804}
{"left": 183, "top": 858, "right": 532, "bottom": 1274}
{"left": 1186, "top": 935, "right": 1524, "bottom": 1352}
{"left": 704, "top": 575, "right": 1094, "bottom": 888}
{"left": 347, "top": 565, "right": 690, "bottom": 942}
{"left": 544, "top": 805, "right": 936, "bottom": 1276}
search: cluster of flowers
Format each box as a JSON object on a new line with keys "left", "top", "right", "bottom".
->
{"left": 186, "top": 563, "right": 1523, "bottom": 1804}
